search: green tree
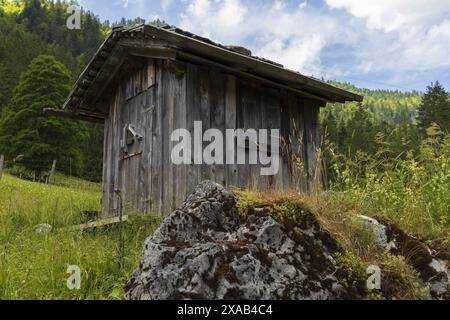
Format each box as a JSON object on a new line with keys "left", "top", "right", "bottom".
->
{"left": 343, "top": 103, "right": 375, "bottom": 156}
{"left": 418, "top": 82, "right": 450, "bottom": 134}
{"left": 0, "top": 10, "right": 47, "bottom": 110}
{"left": 0, "top": 55, "right": 86, "bottom": 177}
{"left": 0, "top": 62, "right": 15, "bottom": 109}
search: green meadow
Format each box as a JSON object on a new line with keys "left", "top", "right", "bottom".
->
{"left": 0, "top": 174, "right": 160, "bottom": 300}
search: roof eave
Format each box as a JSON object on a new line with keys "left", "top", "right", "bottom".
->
{"left": 64, "top": 24, "right": 364, "bottom": 112}
{"left": 140, "top": 25, "right": 363, "bottom": 103}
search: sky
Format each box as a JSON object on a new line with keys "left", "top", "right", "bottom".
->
{"left": 77, "top": 0, "right": 450, "bottom": 92}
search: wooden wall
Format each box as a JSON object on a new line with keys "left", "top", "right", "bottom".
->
{"left": 102, "top": 58, "right": 322, "bottom": 216}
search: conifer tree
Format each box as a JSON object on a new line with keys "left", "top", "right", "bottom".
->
{"left": 418, "top": 82, "right": 450, "bottom": 134}
{"left": 0, "top": 55, "right": 86, "bottom": 177}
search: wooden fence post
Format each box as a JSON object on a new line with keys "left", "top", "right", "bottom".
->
{"left": 0, "top": 155, "right": 4, "bottom": 180}
{"left": 48, "top": 159, "right": 57, "bottom": 184}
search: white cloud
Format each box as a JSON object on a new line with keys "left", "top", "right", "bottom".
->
{"left": 385, "top": 20, "right": 450, "bottom": 71}
{"left": 179, "top": 0, "right": 347, "bottom": 75}
{"left": 273, "top": 0, "right": 286, "bottom": 11}
{"left": 176, "top": 0, "right": 449, "bottom": 88}
{"left": 180, "top": 0, "right": 247, "bottom": 41}
{"left": 258, "top": 37, "right": 325, "bottom": 74}
{"left": 325, "top": 0, "right": 450, "bottom": 74}
{"left": 161, "top": 0, "right": 174, "bottom": 12}
{"left": 326, "top": 0, "right": 450, "bottom": 32}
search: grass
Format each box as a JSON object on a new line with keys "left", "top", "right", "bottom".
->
{"left": 0, "top": 174, "right": 160, "bottom": 300}
{"left": 1, "top": 128, "right": 448, "bottom": 300}
{"left": 234, "top": 188, "right": 440, "bottom": 300}
{"left": 327, "top": 127, "right": 450, "bottom": 242}
{"left": 51, "top": 172, "right": 103, "bottom": 193}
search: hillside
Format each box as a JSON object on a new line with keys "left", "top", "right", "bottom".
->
{"left": 331, "top": 82, "right": 421, "bottom": 123}
{"left": 1, "top": 172, "right": 448, "bottom": 299}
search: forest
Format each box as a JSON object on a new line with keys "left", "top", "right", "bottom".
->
{"left": 0, "top": 0, "right": 448, "bottom": 300}
{"left": 0, "top": 0, "right": 448, "bottom": 182}
{"left": 0, "top": 0, "right": 169, "bottom": 180}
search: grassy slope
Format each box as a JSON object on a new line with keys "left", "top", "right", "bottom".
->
{"left": 0, "top": 174, "right": 160, "bottom": 300}
{"left": 235, "top": 189, "right": 436, "bottom": 300}
{"left": 1, "top": 166, "right": 448, "bottom": 300}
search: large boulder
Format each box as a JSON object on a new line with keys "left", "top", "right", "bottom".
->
{"left": 125, "top": 181, "right": 360, "bottom": 300}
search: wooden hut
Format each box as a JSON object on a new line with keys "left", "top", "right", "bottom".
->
{"left": 45, "top": 24, "right": 363, "bottom": 216}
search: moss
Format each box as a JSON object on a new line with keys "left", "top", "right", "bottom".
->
{"left": 235, "top": 189, "right": 441, "bottom": 300}
{"left": 234, "top": 190, "right": 266, "bottom": 217}
{"left": 366, "top": 292, "right": 385, "bottom": 300}
{"left": 334, "top": 247, "right": 431, "bottom": 300}
{"left": 271, "top": 201, "right": 309, "bottom": 227}
{"left": 335, "top": 252, "right": 367, "bottom": 290}
{"left": 378, "top": 252, "right": 430, "bottom": 300}
{"left": 235, "top": 189, "right": 311, "bottom": 228}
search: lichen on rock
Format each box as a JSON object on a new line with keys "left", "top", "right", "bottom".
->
{"left": 125, "top": 181, "right": 362, "bottom": 300}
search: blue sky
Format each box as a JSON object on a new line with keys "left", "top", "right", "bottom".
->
{"left": 77, "top": 0, "right": 450, "bottom": 92}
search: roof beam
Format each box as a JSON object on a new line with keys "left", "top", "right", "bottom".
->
{"left": 176, "top": 51, "right": 330, "bottom": 103}
{"left": 142, "top": 25, "right": 363, "bottom": 102}
{"left": 43, "top": 108, "right": 104, "bottom": 123}
{"left": 121, "top": 44, "right": 177, "bottom": 60}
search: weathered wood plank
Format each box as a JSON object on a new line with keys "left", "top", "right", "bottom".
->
{"left": 199, "top": 66, "right": 212, "bottom": 182}
{"left": 147, "top": 58, "right": 156, "bottom": 88}
{"left": 304, "top": 100, "right": 320, "bottom": 190}
{"left": 248, "top": 84, "right": 262, "bottom": 191}
{"left": 143, "top": 60, "right": 156, "bottom": 214}
{"left": 173, "top": 61, "right": 187, "bottom": 205}
{"left": 258, "top": 90, "right": 268, "bottom": 191}
{"left": 63, "top": 215, "right": 129, "bottom": 232}
{"left": 186, "top": 63, "right": 202, "bottom": 194}
{"left": 102, "top": 105, "right": 111, "bottom": 215}
{"left": 43, "top": 108, "right": 104, "bottom": 123}
{"left": 113, "top": 84, "right": 123, "bottom": 213}
{"left": 234, "top": 80, "right": 248, "bottom": 189}
{"left": 120, "top": 83, "right": 130, "bottom": 208}
{"left": 264, "top": 89, "right": 282, "bottom": 189}
{"left": 225, "top": 75, "right": 238, "bottom": 188}
{"left": 161, "top": 60, "right": 176, "bottom": 214}
{"left": 280, "top": 92, "right": 291, "bottom": 188}
{"left": 152, "top": 59, "right": 164, "bottom": 216}
{"left": 209, "top": 68, "right": 226, "bottom": 186}
{"left": 132, "top": 92, "right": 143, "bottom": 211}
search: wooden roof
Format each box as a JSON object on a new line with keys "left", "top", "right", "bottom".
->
{"left": 62, "top": 24, "right": 363, "bottom": 116}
